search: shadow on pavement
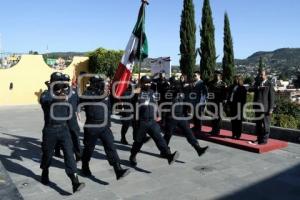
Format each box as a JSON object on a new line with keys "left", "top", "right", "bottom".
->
{"left": 217, "top": 163, "right": 300, "bottom": 200}
{"left": 0, "top": 133, "right": 73, "bottom": 195}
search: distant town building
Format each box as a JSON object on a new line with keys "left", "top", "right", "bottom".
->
{"left": 0, "top": 54, "right": 21, "bottom": 69}
{"left": 276, "top": 89, "right": 300, "bottom": 105}
{"left": 275, "top": 80, "right": 290, "bottom": 91}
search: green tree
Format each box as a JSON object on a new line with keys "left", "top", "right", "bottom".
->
{"left": 255, "top": 56, "right": 265, "bottom": 83}
{"left": 200, "top": 0, "right": 216, "bottom": 83}
{"left": 88, "top": 48, "right": 124, "bottom": 79}
{"left": 29, "top": 50, "right": 39, "bottom": 55}
{"left": 179, "top": 0, "right": 196, "bottom": 81}
{"left": 132, "top": 64, "right": 140, "bottom": 74}
{"left": 222, "top": 13, "right": 235, "bottom": 85}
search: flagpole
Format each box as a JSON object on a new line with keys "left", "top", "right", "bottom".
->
{"left": 138, "top": 0, "right": 149, "bottom": 81}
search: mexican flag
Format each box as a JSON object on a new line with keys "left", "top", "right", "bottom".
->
{"left": 112, "top": 2, "right": 148, "bottom": 98}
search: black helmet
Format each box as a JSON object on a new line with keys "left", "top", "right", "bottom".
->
{"left": 90, "top": 75, "right": 105, "bottom": 91}
{"left": 140, "top": 75, "right": 152, "bottom": 84}
{"left": 90, "top": 75, "right": 104, "bottom": 84}
{"left": 50, "top": 72, "right": 64, "bottom": 82}
{"left": 63, "top": 74, "right": 70, "bottom": 82}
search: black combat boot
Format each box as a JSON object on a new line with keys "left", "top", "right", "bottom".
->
{"left": 41, "top": 169, "right": 49, "bottom": 185}
{"left": 68, "top": 173, "right": 85, "bottom": 193}
{"left": 166, "top": 151, "right": 180, "bottom": 165}
{"left": 193, "top": 144, "right": 209, "bottom": 157}
{"left": 81, "top": 161, "right": 92, "bottom": 176}
{"left": 113, "top": 163, "right": 131, "bottom": 180}
{"left": 130, "top": 142, "right": 142, "bottom": 166}
{"left": 160, "top": 146, "right": 171, "bottom": 158}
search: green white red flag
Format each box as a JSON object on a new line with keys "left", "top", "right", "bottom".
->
{"left": 112, "top": 2, "right": 148, "bottom": 98}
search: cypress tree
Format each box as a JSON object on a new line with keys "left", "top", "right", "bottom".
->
{"left": 255, "top": 56, "right": 265, "bottom": 83}
{"left": 222, "top": 12, "right": 235, "bottom": 85}
{"left": 200, "top": 0, "right": 216, "bottom": 83}
{"left": 258, "top": 56, "right": 264, "bottom": 72}
{"left": 180, "top": 0, "right": 196, "bottom": 81}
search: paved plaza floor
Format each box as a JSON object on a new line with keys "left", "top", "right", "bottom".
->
{"left": 0, "top": 105, "right": 300, "bottom": 200}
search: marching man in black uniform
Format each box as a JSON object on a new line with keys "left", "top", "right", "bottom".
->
{"left": 54, "top": 74, "right": 82, "bottom": 161}
{"left": 40, "top": 72, "right": 85, "bottom": 193}
{"left": 129, "top": 76, "right": 180, "bottom": 166}
{"left": 80, "top": 76, "right": 130, "bottom": 180}
{"left": 65, "top": 74, "right": 82, "bottom": 161}
{"left": 151, "top": 70, "right": 170, "bottom": 131}
{"left": 120, "top": 80, "right": 151, "bottom": 145}
{"left": 207, "top": 71, "right": 227, "bottom": 135}
{"left": 120, "top": 83, "right": 135, "bottom": 145}
{"left": 163, "top": 81, "right": 209, "bottom": 156}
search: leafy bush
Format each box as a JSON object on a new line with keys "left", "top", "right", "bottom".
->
{"left": 274, "top": 96, "right": 300, "bottom": 118}
{"left": 272, "top": 114, "right": 299, "bottom": 129}
{"left": 245, "top": 93, "right": 300, "bottom": 129}
{"left": 273, "top": 96, "right": 300, "bottom": 129}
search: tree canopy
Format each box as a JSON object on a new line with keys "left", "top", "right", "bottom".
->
{"left": 88, "top": 48, "right": 124, "bottom": 79}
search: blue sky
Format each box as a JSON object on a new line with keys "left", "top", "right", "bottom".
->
{"left": 1, "top": 0, "right": 300, "bottom": 64}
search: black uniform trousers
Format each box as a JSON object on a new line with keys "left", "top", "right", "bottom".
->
{"left": 131, "top": 120, "right": 170, "bottom": 156}
{"left": 193, "top": 105, "right": 205, "bottom": 131}
{"left": 210, "top": 102, "right": 222, "bottom": 134}
{"left": 164, "top": 118, "right": 198, "bottom": 146}
{"left": 255, "top": 112, "right": 271, "bottom": 143}
{"left": 231, "top": 119, "right": 243, "bottom": 138}
{"left": 40, "top": 125, "right": 77, "bottom": 174}
{"left": 68, "top": 119, "right": 81, "bottom": 155}
{"left": 82, "top": 126, "right": 120, "bottom": 166}
{"left": 121, "top": 118, "right": 136, "bottom": 139}
{"left": 55, "top": 118, "right": 81, "bottom": 156}
{"left": 229, "top": 103, "right": 243, "bottom": 138}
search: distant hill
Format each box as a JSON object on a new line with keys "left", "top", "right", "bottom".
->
{"left": 45, "top": 48, "right": 300, "bottom": 77}
{"left": 43, "top": 52, "right": 88, "bottom": 58}
{"left": 235, "top": 48, "right": 300, "bottom": 76}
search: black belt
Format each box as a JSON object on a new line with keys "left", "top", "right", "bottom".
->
{"left": 45, "top": 123, "right": 67, "bottom": 128}
{"left": 86, "top": 120, "right": 105, "bottom": 124}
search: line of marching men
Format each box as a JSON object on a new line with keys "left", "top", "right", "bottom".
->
{"left": 39, "top": 68, "right": 274, "bottom": 194}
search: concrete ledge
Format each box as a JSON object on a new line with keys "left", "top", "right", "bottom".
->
{"left": 0, "top": 161, "right": 23, "bottom": 200}
{"left": 203, "top": 119, "right": 300, "bottom": 144}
